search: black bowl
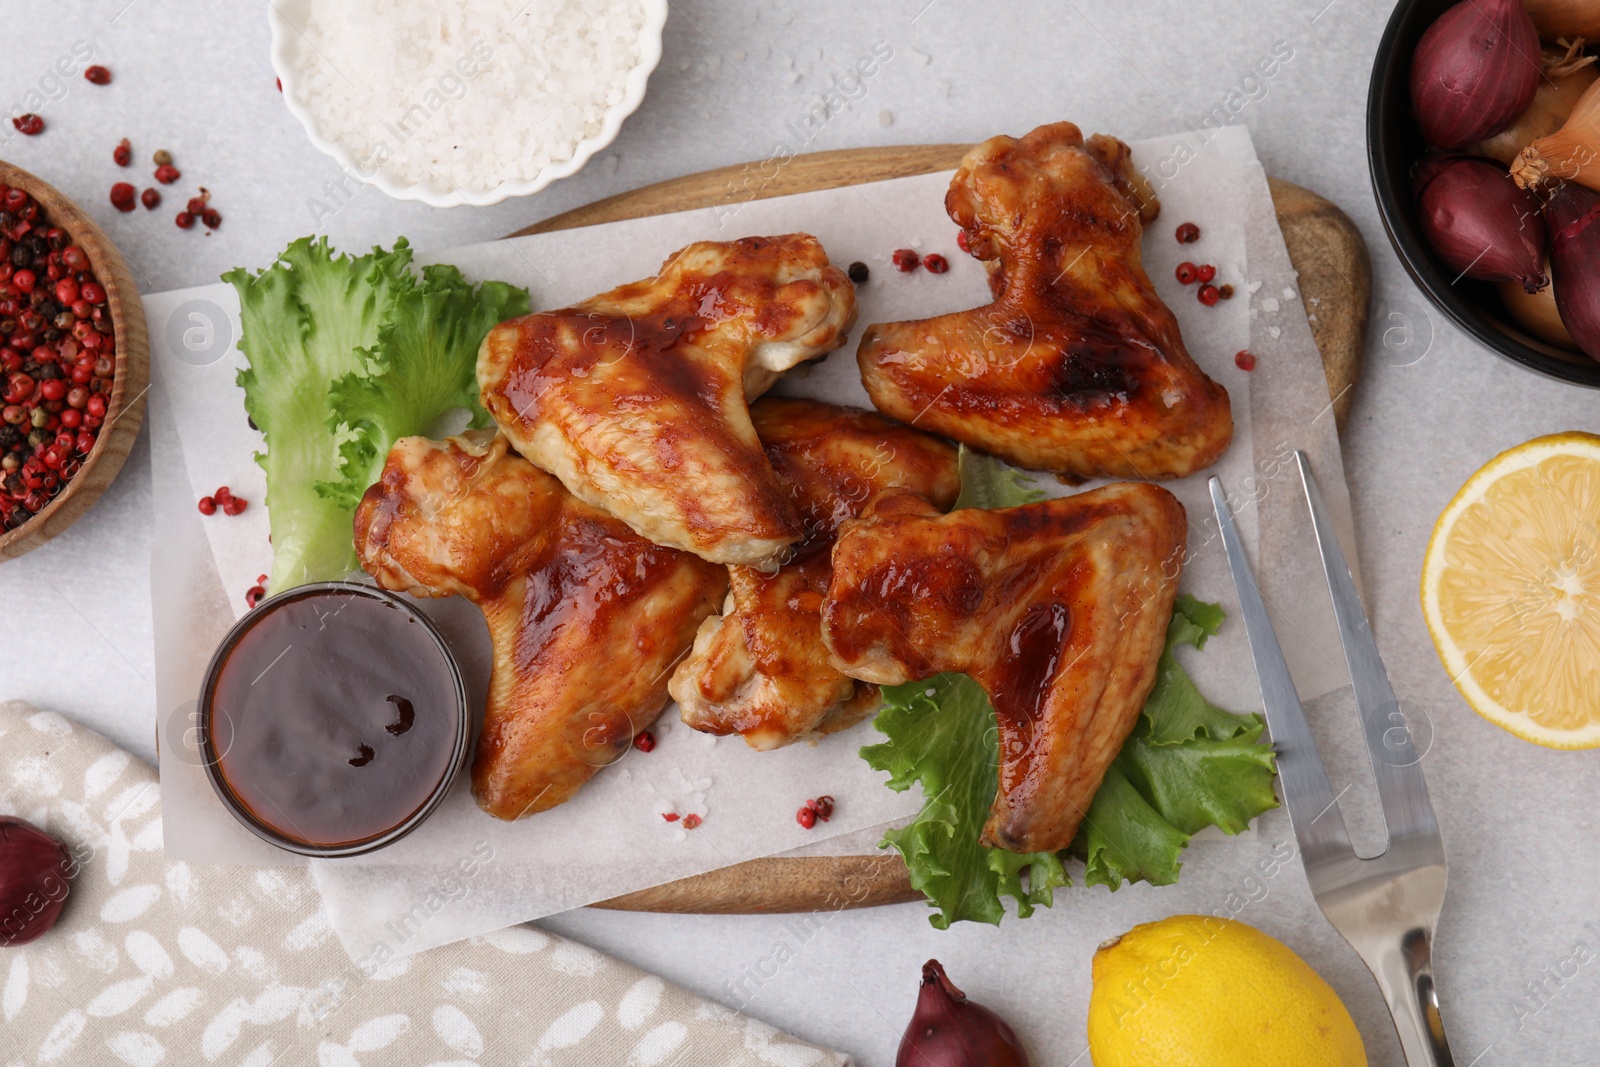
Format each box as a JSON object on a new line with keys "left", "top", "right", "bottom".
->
{"left": 1367, "top": 0, "right": 1600, "bottom": 387}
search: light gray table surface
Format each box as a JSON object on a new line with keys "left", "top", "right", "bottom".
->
{"left": 5, "top": 2, "right": 1599, "bottom": 1064}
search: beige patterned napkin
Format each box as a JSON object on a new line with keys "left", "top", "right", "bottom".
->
{"left": 0, "top": 701, "right": 849, "bottom": 1066}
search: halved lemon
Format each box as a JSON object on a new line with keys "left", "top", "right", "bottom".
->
{"left": 1422, "top": 432, "right": 1600, "bottom": 748}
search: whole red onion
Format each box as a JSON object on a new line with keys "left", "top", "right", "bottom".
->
{"left": 1410, "top": 0, "right": 1541, "bottom": 149}
{"left": 1544, "top": 183, "right": 1600, "bottom": 362}
{"left": 0, "top": 817, "right": 73, "bottom": 947}
{"left": 896, "top": 960, "right": 1029, "bottom": 1067}
{"left": 1416, "top": 156, "right": 1548, "bottom": 293}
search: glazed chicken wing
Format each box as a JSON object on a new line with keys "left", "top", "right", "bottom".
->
{"left": 479, "top": 234, "right": 857, "bottom": 567}
{"left": 669, "top": 398, "right": 960, "bottom": 749}
{"left": 858, "top": 122, "right": 1232, "bottom": 480}
{"left": 354, "top": 431, "right": 726, "bottom": 820}
{"left": 821, "top": 482, "right": 1185, "bottom": 853}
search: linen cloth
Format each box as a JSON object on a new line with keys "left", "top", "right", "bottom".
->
{"left": 0, "top": 700, "right": 849, "bottom": 1066}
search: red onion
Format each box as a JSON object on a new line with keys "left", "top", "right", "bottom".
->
{"left": 897, "top": 960, "right": 1029, "bottom": 1067}
{"left": 1415, "top": 156, "right": 1548, "bottom": 293}
{"left": 0, "top": 817, "right": 73, "bottom": 947}
{"left": 1410, "top": 0, "right": 1542, "bottom": 149}
{"left": 1544, "top": 183, "right": 1600, "bottom": 361}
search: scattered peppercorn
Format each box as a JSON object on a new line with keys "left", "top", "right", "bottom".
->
{"left": 201, "top": 210, "right": 221, "bottom": 230}
{"left": 661, "top": 812, "right": 680, "bottom": 822}
{"left": 922, "top": 253, "right": 949, "bottom": 274}
{"left": 1197, "top": 284, "right": 1220, "bottom": 307}
{"left": 892, "top": 248, "right": 920, "bottom": 272}
{"left": 197, "top": 496, "right": 216, "bottom": 515}
{"left": 1195, "top": 263, "right": 1217, "bottom": 283}
{"left": 847, "top": 261, "right": 869, "bottom": 285}
{"left": 174, "top": 212, "right": 195, "bottom": 229}
{"left": 186, "top": 190, "right": 210, "bottom": 215}
{"left": 222, "top": 495, "right": 247, "bottom": 516}
{"left": 1175, "top": 221, "right": 1200, "bottom": 244}
{"left": 1234, "top": 349, "right": 1257, "bottom": 371}
{"left": 11, "top": 114, "right": 44, "bottom": 137}
{"left": 681, "top": 814, "right": 702, "bottom": 830}
{"left": 1175, "top": 261, "right": 1198, "bottom": 285}
{"left": 109, "top": 183, "right": 136, "bottom": 212}
{"left": 1217, "top": 283, "right": 1234, "bottom": 300}
{"left": 154, "top": 164, "right": 180, "bottom": 185}
{"left": 152, "top": 149, "right": 172, "bottom": 166}
{"left": 633, "top": 731, "right": 656, "bottom": 753}
{"left": 956, "top": 230, "right": 971, "bottom": 254}
{"left": 113, "top": 138, "right": 131, "bottom": 166}
{"left": 797, "top": 806, "right": 817, "bottom": 829}
{"left": 83, "top": 65, "right": 112, "bottom": 85}
{"left": 245, "top": 585, "right": 265, "bottom": 609}
{"left": 140, "top": 188, "right": 160, "bottom": 210}
{"left": 813, "top": 795, "right": 835, "bottom": 821}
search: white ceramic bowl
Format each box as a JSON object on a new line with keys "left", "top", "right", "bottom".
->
{"left": 267, "top": 0, "right": 666, "bottom": 208}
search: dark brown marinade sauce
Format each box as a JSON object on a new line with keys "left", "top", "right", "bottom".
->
{"left": 209, "top": 591, "right": 459, "bottom": 848}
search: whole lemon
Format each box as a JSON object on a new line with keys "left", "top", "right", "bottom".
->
{"left": 1087, "top": 915, "right": 1366, "bottom": 1067}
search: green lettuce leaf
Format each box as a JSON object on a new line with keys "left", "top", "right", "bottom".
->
{"left": 225, "top": 238, "right": 530, "bottom": 591}
{"left": 226, "top": 238, "right": 416, "bottom": 592}
{"left": 859, "top": 450, "right": 1278, "bottom": 928}
{"left": 953, "top": 447, "right": 1046, "bottom": 510}
{"left": 322, "top": 264, "right": 531, "bottom": 510}
{"left": 862, "top": 674, "right": 1068, "bottom": 929}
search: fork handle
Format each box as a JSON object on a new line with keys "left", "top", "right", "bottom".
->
{"left": 1373, "top": 927, "right": 1455, "bottom": 1066}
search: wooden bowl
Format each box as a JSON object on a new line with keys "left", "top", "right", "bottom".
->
{"left": 0, "top": 160, "right": 150, "bottom": 560}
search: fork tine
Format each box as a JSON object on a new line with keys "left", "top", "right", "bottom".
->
{"left": 1208, "top": 477, "right": 1354, "bottom": 867}
{"left": 1295, "top": 452, "right": 1442, "bottom": 848}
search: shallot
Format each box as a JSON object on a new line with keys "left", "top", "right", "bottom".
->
{"left": 1544, "top": 182, "right": 1600, "bottom": 361}
{"left": 1471, "top": 41, "right": 1597, "bottom": 166}
{"left": 1416, "top": 156, "right": 1548, "bottom": 292}
{"left": 1498, "top": 255, "right": 1576, "bottom": 347}
{"left": 896, "top": 959, "right": 1029, "bottom": 1067}
{"left": 1512, "top": 74, "right": 1600, "bottom": 192}
{"left": 1524, "top": 0, "right": 1600, "bottom": 41}
{"left": 1410, "top": 0, "right": 1542, "bottom": 149}
{"left": 0, "top": 817, "right": 73, "bottom": 947}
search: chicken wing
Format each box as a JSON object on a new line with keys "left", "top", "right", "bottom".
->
{"left": 354, "top": 431, "right": 726, "bottom": 820}
{"left": 857, "top": 122, "right": 1232, "bottom": 481}
{"left": 669, "top": 398, "right": 960, "bottom": 749}
{"left": 478, "top": 234, "right": 858, "bottom": 567}
{"left": 821, "top": 482, "right": 1185, "bottom": 854}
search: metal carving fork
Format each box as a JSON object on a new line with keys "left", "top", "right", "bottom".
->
{"left": 1210, "top": 452, "right": 1454, "bottom": 1066}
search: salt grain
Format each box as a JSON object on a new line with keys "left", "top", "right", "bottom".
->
{"left": 290, "top": 0, "right": 647, "bottom": 193}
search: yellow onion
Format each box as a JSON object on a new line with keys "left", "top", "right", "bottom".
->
{"left": 897, "top": 960, "right": 1029, "bottom": 1067}
{"left": 1416, "top": 156, "right": 1549, "bottom": 292}
{"left": 0, "top": 817, "right": 72, "bottom": 948}
{"left": 1498, "top": 259, "right": 1577, "bottom": 347}
{"left": 1526, "top": 0, "right": 1600, "bottom": 41}
{"left": 1512, "top": 72, "right": 1600, "bottom": 191}
{"left": 1410, "top": 0, "right": 1543, "bottom": 149}
{"left": 1544, "top": 182, "right": 1600, "bottom": 361}
{"left": 1472, "top": 41, "right": 1597, "bottom": 165}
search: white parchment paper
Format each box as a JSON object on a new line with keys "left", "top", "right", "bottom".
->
{"left": 149, "top": 125, "right": 1352, "bottom": 961}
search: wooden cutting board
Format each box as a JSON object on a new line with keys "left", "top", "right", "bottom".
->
{"left": 506, "top": 143, "right": 1372, "bottom": 914}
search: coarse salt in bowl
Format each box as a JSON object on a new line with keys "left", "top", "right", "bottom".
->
{"left": 269, "top": 0, "right": 666, "bottom": 208}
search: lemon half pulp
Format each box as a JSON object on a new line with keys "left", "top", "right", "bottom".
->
{"left": 1421, "top": 432, "right": 1600, "bottom": 748}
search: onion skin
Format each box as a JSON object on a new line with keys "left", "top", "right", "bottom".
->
{"left": 1410, "top": 0, "right": 1542, "bottom": 149}
{"left": 1512, "top": 75, "right": 1600, "bottom": 192}
{"left": 1544, "top": 183, "right": 1600, "bottom": 361}
{"left": 1498, "top": 259, "right": 1577, "bottom": 347}
{"left": 897, "top": 960, "right": 1029, "bottom": 1067}
{"left": 0, "top": 817, "right": 73, "bottom": 948}
{"left": 1415, "top": 156, "right": 1549, "bottom": 292}
{"left": 1526, "top": 0, "right": 1600, "bottom": 42}
{"left": 1472, "top": 46, "right": 1597, "bottom": 165}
